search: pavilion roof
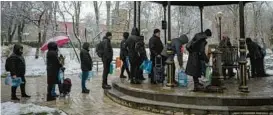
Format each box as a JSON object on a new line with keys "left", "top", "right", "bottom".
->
{"left": 152, "top": 1, "right": 253, "bottom": 6}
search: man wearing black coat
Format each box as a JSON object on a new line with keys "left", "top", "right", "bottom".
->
{"left": 46, "top": 42, "right": 62, "bottom": 101}
{"left": 120, "top": 32, "right": 130, "bottom": 79}
{"left": 101, "top": 32, "right": 113, "bottom": 89}
{"left": 8, "top": 44, "right": 31, "bottom": 100}
{"left": 246, "top": 38, "right": 265, "bottom": 77}
{"left": 125, "top": 27, "right": 142, "bottom": 84}
{"left": 149, "top": 29, "right": 164, "bottom": 84}
{"left": 80, "top": 42, "right": 93, "bottom": 93}
{"left": 185, "top": 29, "right": 211, "bottom": 91}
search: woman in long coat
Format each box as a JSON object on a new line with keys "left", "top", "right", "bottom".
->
{"left": 46, "top": 42, "right": 62, "bottom": 101}
{"left": 186, "top": 29, "right": 211, "bottom": 91}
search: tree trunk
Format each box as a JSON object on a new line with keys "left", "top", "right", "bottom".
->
{"left": 35, "top": 21, "right": 41, "bottom": 59}
{"left": 17, "top": 21, "right": 25, "bottom": 43}
{"left": 106, "top": 1, "right": 111, "bottom": 31}
{"left": 8, "top": 21, "right": 17, "bottom": 44}
{"left": 93, "top": 1, "right": 100, "bottom": 40}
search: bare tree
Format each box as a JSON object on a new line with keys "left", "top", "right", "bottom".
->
{"left": 106, "top": 1, "right": 111, "bottom": 31}
{"left": 93, "top": 1, "right": 101, "bottom": 40}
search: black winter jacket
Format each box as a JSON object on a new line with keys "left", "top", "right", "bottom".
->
{"left": 47, "top": 42, "right": 62, "bottom": 84}
{"left": 80, "top": 43, "right": 93, "bottom": 71}
{"left": 102, "top": 36, "right": 113, "bottom": 60}
{"left": 9, "top": 44, "right": 26, "bottom": 77}
{"left": 149, "top": 35, "right": 163, "bottom": 58}
{"left": 120, "top": 39, "right": 128, "bottom": 60}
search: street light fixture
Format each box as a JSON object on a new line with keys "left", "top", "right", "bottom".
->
{"left": 217, "top": 12, "right": 223, "bottom": 42}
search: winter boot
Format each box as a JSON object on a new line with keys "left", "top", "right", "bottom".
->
{"left": 11, "top": 86, "right": 20, "bottom": 100}
{"left": 102, "top": 84, "right": 111, "bottom": 89}
{"left": 193, "top": 83, "right": 204, "bottom": 92}
{"left": 47, "top": 94, "right": 56, "bottom": 101}
{"left": 20, "top": 84, "right": 31, "bottom": 98}
{"left": 82, "top": 89, "right": 90, "bottom": 94}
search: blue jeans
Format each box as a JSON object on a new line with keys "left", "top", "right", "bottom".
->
{"left": 82, "top": 71, "right": 89, "bottom": 90}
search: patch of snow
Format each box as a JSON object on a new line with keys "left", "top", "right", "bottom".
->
{"left": 1, "top": 102, "right": 66, "bottom": 115}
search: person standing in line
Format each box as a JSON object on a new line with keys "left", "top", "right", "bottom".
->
{"left": 120, "top": 32, "right": 131, "bottom": 79}
{"left": 148, "top": 29, "right": 164, "bottom": 84}
{"left": 246, "top": 38, "right": 264, "bottom": 77}
{"left": 125, "top": 27, "right": 141, "bottom": 84}
{"left": 185, "top": 29, "right": 211, "bottom": 91}
{"left": 7, "top": 44, "right": 31, "bottom": 100}
{"left": 101, "top": 32, "right": 113, "bottom": 89}
{"left": 80, "top": 42, "right": 93, "bottom": 93}
{"left": 46, "top": 42, "right": 62, "bottom": 101}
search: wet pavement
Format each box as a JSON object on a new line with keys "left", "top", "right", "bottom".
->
{"left": 1, "top": 73, "right": 158, "bottom": 115}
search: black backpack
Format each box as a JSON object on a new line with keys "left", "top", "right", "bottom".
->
{"left": 135, "top": 37, "right": 145, "bottom": 57}
{"left": 96, "top": 40, "right": 105, "bottom": 58}
{"left": 5, "top": 56, "right": 12, "bottom": 71}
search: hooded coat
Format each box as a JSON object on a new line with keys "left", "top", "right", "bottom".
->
{"left": 161, "top": 34, "right": 189, "bottom": 67}
{"left": 246, "top": 39, "right": 263, "bottom": 60}
{"left": 120, "top": 33, "right": 129, "bottom": 60}
{"left": 46, "top": 42, "right": 62, "bottom": 84}
{"left": 9, "top": 44, "right": 26, "bottom": 77}
{"left": 102, "top": 36, "right": 113, "bottom": 60}
{"left": 125, "top": 28, "right": 140, "bottom": 59}
{"left": 80, "top": 42, "right": 93, "bottom": 71}
{"left": 185, "top": 32, "right": 209, "bottom": 77}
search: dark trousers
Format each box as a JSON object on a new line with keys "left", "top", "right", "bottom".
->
{"left": 102, "top": 58, "right": 111, "bottom": 85}
{"left": 129, "top": 58, "right": 141, "bottom": 81}
{"left": 150, "top": 56, "right": 156, "bottom": 82}
{"left": 47, "top": 84, "right": 54, "bottom": 97}
{"left": 11, "top": 76, "right": 27, "bottom": 97}
{"left": 259, "top": 57, "right": 266, "bottom": 76}
{"left": 81, "top": 71, "right": 89, "bottom": 90}
{"left": 120, "top": 58, "right": 130, "bottom": 78}
{"left": 250, "top": 58, "right": 261, "bottom": 77}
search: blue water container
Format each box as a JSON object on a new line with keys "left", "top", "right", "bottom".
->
{"left": 178, "top": 70, "right": 188, "bottom": 87}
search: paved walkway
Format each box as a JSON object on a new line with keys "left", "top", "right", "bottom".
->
{"left": 1, "top": 73, "right": 158, "bottom": 115}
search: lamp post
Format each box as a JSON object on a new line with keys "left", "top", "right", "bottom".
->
{"left": 217, "top": 12, "right": 223, "bottom": 42}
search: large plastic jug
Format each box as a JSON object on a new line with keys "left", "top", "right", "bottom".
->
{"left": 178, "top": 70, "right": 188, "bottom": 87}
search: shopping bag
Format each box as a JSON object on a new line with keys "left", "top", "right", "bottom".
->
{"left": 109, "top": 63, "right": 114, "bottom": 74}
{"left": 58, "top": 70, "right": 64, "bottom": 84}
{"left": 5, "top": 74, "right": 23, "bottom": 87}
{"left": 78, "top": 71, "right": 97, "bottom": 80}
{"left": 178, "top": 69, "right": 188, "bottom": 87}
{"left": 204, "top": 66, "right": 212, "bottom": 86}
{"left": 140, "top": 60, "right": 152, "bottom": 74}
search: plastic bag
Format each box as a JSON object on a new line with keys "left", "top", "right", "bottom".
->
{"left": 126, "top": 56, "right": 130, "bottom": 68}
{"left": 203, "top": 66, "right": 212, "bottom": 86}
{"left": 178, "top": 69, "right": 188, "bottom": 87}
{"left": 140, "top": 60, "right": 152, "bottom": 74}
{"left": 79, "top": 71, "right": 97, "bottom": 80}
{"left": 109, "top": 63, "right": 114, "bottom": 74}
{"left": 58, "top": 70, "right": 64, "bottom": 84}
{"left": 5, "top": 73, "right": 23, "bottom": 87}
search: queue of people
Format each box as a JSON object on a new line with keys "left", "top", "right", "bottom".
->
{"left": 5, "top": 28, "right": 268, "bottom": 101}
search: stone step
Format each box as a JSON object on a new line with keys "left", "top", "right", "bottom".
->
{"left": 112, "top": 82, "right": 273, "bottom": 106}
{"left": 105, "top": 88, "right": 273, "bottom": 115}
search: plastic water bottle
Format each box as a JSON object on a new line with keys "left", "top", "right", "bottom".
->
{"left": 178, "top": 70, "right": 188, "bottom": 87}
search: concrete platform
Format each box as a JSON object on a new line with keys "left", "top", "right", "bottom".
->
{"left": 105, "top": 77, "right": 273, "bottom": 114}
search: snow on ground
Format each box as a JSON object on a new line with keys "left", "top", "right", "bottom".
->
{"left": 1, "top": 102, "right": 66, "bottom": 115}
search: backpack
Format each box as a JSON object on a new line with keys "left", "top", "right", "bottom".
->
{"left": 135, "top": 38, "right": 145, "bottom": 57}
{"left": 5, "top": 56, "right": 12, "bottom": 71}
{"left": 96, "top": 40, "right": 105, "bottom": 58}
